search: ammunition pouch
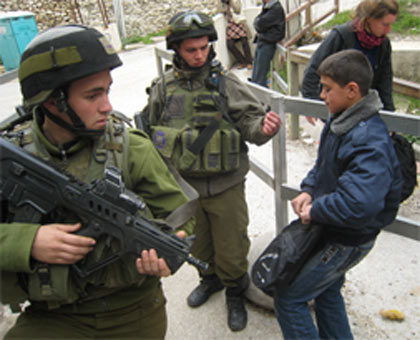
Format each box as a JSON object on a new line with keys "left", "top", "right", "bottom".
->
{"left": 27, "top": 264, "right": 80, "bottom": 307}
{"left": 0, "top": 265, "right": 81, "bottom": 312}
{"left": 151, "top": 125, "right": 241, "bottom": 176}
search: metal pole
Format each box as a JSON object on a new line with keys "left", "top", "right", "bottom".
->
{"left": 272, "top": 94, "right": 289, "bottom": 233}
{"left": 113, "top": 0, "right": 126, "bottom": 39}
{"left": 287, "top": 48, "right": 300, "bottom": 140}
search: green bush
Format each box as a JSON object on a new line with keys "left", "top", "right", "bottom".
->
{"left": 392, "top": 0, "right": 420, "bottom": 34}
{"left": 319, "top": 11, "right": 351, "bottom": 30}
{"left": 122, "top": 30, "right": 166, "bottom": 46}
{"left": 319, "top": 1, "right": 420, "bottom": 35}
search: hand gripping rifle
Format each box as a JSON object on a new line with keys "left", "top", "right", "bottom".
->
{"left": 0, "top": 138, "right": 207, "bottom": 277}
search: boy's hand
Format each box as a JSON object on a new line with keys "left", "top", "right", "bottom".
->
{"left": 300, "top": 203, "right": 312, "bottom": 224}
{"left": 291, "top": 192, "right": 312, "bottom": 216}
{"left": 292, "top": 192, "right": 313, "bottom": 224}
{"left": 262, "top": 111, "right": 282, "bottom": 136}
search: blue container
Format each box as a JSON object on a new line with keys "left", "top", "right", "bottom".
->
{"left": 0, "top": 11, "right": 38, "bottom": 71}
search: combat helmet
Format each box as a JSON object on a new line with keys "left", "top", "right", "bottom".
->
{"left": 166, "top": 11, "right": 218, "bottom": 50}
{"left": 18, "top": 24, "right": 122, "bottom": 136}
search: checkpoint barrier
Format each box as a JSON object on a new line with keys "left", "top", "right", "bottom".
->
{"left": 154, "top": 46, "right": 420, "bottom": 242}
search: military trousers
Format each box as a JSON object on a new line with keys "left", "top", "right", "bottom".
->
{"left": 5, "top": 285, "right": 167, "bottom": 339}
{"left": 191, "top": 181, "right": 250, "bottom": 287}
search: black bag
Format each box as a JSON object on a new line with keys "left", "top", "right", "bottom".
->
{"left": 391, "top": 133, "right": 417, "bottom": 202}
{"left": 251, "top": 219, "right": 323, "bottom": 297}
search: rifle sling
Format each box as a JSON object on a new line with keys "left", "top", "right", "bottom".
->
{"left": 161, "top": 158, "right": 199, "bottom": 230}
{"left": 186, "top": 117, "right": 220, "bottom": 155}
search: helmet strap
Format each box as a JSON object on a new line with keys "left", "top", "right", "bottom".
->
{"left": 45, "top": 89, "right": 105, "bottom": 137}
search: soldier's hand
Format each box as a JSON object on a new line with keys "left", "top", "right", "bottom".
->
{"left": 262, "top": 111, "right": 282, "bottom": 136}
{"left": 305, "top": 116, "right": 318, "bottom": 125}
{"left": 136, "top": 249, "right": 171, "bottom": 277}
{"left": 135, "top": 230, "right": 185, "bottom": 277}
{"left": 31, "top": 223, "right": 96, "bottom": 264}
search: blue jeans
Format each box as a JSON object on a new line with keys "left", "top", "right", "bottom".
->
{"left": 251, "top": 41, "right": 276, "bottom": 87}
{"left": 274, "top": 239, "right": 375, "bottom": 340}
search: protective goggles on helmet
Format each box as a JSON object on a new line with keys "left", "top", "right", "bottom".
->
{"left": 169, "top": 11, "right": 213, "bottom": 33}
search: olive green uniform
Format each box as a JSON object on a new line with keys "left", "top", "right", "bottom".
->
{"left": 142, "top": 62, "right": 271, "bottom": 287}
{"left": 0, "top": 111, "right": 194, "bottom": 339}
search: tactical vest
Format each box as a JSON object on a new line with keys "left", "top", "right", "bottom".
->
{"left": 150, "top": 65, "right": 242, "bottom": 177}
{"left": 1, "top": 112, "right": 153, "bottom": 311}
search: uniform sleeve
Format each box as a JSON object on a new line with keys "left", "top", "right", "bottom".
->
{"left": 127, "top": 131, "right": 194, "bottom": 235}
{"left": 0, "top": 223, "right": 40, "bottom": 272}
{"left": 301, "top": 29, "right": 345, "bottom": 99}
{"left": 310, "top": 134, "right": 396, "bottom": 229}
{"left": 225, "top": 72, "right": 272, "bottom": 145}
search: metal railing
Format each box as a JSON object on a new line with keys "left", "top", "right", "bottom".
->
{"left": 283, "top": 0, "right": 340, "bottom": 48}
{"left": 154, "top": 46, "right": 420, "bottom": 242}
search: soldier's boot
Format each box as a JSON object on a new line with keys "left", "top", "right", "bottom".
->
{"left": 187, "top": 274, "right": 224, "bottom": 307}
{"left": 226, "top": 273, "right": 250, "bottom": 332}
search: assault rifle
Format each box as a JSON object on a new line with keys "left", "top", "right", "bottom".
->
{"left": 0, "top": 138, "right": 207, "bottom": 277}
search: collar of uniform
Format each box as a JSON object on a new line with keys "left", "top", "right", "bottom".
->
{"left": 173, "top": 62, "right": 211, "bottom": 82}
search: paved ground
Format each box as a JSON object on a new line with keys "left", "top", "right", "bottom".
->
{"left": 1, "top": 41, "right": 419, "bottom": 339}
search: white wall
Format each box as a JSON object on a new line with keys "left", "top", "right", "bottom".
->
{"left": 213, "top": 7, "right": 260, "bottom": 69}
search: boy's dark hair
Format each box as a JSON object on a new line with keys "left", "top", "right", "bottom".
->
{"left": 317, "top": 50, "right": 373, "bottom": 96}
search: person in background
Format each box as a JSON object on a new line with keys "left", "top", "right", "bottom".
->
{"left": 251, "top": 0, "right": 286, "bottom": 87}
{"left": 138, "top": 11, "right": 281, "bottom": 332}
{"left": 274, "top": 49, "right": 402, "bottom": 339}
{"left": 1, "top": 24, "right": 194, "bottom": 339}
{"left": 302, "top": 0, "right": 399, "bottom": 125}
{"left": 218, "top": 0, "right": 253, "bottom": 70}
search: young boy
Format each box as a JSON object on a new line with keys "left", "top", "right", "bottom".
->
{"left": 274, "top": 49, "right": 402, "bottom": 339}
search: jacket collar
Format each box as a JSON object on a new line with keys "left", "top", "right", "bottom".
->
{"left": 330, "top": 90, "right": 383, "bottom": 136}
{"left": 173, "top": 62, "right": 211, "bottom": 83}
{"left": 264, "top": 0, "right": 278, "bottom": 9}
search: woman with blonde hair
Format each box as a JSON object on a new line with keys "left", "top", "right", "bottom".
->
{"left": 302, "top": 0, "right": 399, "bottom": 124}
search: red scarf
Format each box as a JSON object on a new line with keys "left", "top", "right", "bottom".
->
{"left": 354, "top": 20, "right": 385, "bottom": 50}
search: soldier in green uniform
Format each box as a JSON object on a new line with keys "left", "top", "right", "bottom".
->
{"left": 138, "top": 11, "right": 282, "bottom": 332}
{"left": 0, "top": 24, "right": 194, "bottom": 339}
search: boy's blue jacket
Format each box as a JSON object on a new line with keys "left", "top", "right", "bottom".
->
{"left": 301, "top": 91, "right": 402, "bottom": 244}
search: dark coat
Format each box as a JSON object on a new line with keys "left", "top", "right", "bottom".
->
{"left": 301, "top": 91, "right": 402, "bottom": 245}
{"left": 253, "top": 0, "right": 286, "bottom": 44}
{"left": 301, "top": 21, "right": 395, "bottom": 111}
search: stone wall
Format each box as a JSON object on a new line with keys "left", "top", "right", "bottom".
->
{"left": 0, "top": 0, "right": 74, "bottom": 32}
{"left": 0, "top": 0, "right": 220, "bottom": 37}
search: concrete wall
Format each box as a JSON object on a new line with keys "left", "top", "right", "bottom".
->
{"left": 214, "top": 6, "right": 260, "bottom": 69}
{"left": 391, "top": 41, "right": 420, "bottom": 83}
